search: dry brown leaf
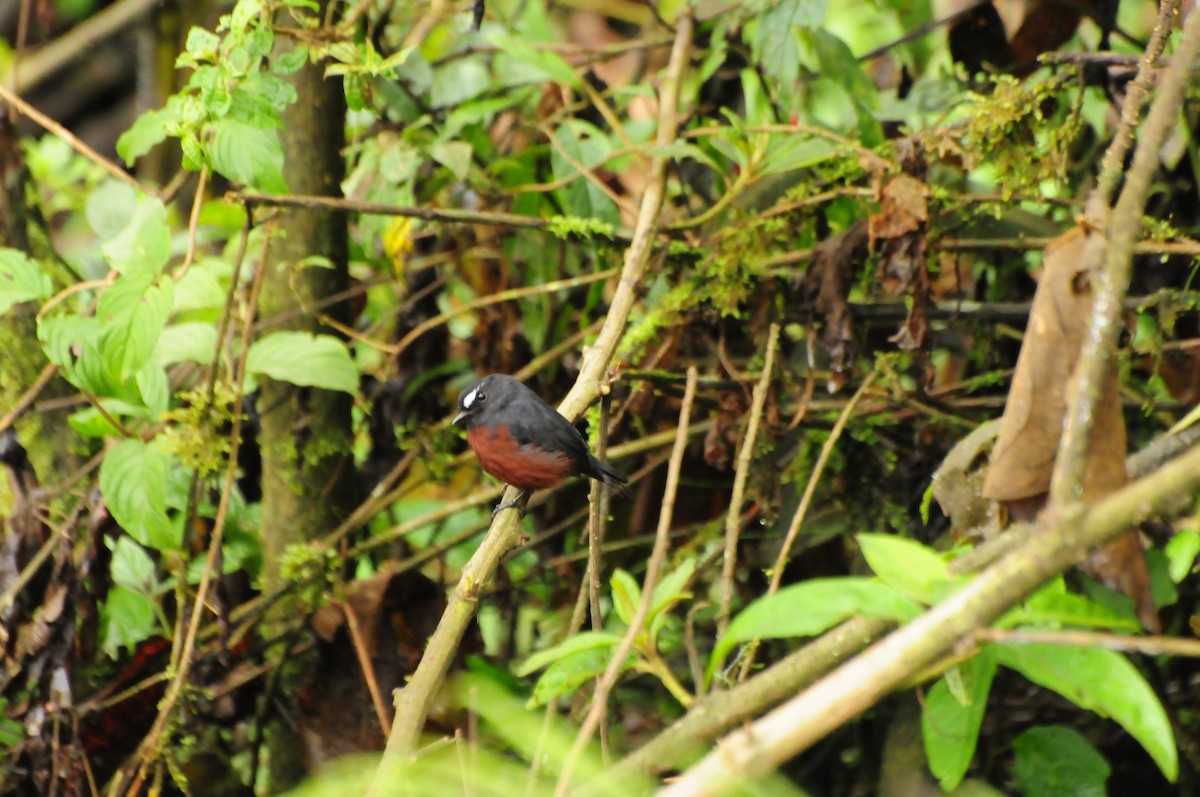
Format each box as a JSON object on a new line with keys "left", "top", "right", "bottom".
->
{"left": 982, "top": 228, "right": 1157, "bottom": 631}
{"left": 802, "top": 220, "right": 870, "bottom": 387}
{"left": 871, "top": 174, "right": 931, "bottom": 351}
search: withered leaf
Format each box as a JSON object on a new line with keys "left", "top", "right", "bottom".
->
{"left": 982, "top": 228, "right": 1157, "bottom": 631}
{"left": 802, "top": 220, "right": 870, "bottom": 383}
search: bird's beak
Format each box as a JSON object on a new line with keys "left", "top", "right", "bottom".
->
{"left": 453, "top": 410, "right": 468, "bottom": 426}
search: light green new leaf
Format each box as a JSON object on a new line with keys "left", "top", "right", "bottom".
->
{"left": 245, "top": 331, "right": 358, "bottom": 393}
{"left": 1165, "top": 530, "right": 1200, "bottom": 583}
{"left": 488, "top": 30, "right": 581, "bottom": 88}
{"left": 101, "top": 195, "right": 171, "bottom": 277}
{"left": 528, "top": 645, "right": 635, "bottom": 708}
{"left": 99, "top": 439, "right": 178, "bottom": 552}
{"left": 857, "top": 533, "right": 951, "bottom": 604}
{"left": 923, "top": 648, "right": 997, "bottom": 790}
{"left": 610, "top": 568, "right": 641, "bottom": 627}
{"left": 110, "top": 535, "right": 160, "bottom": 595}
{"left": 516, "top": 631, "right": 622, "bottom": 676}
{"left": 152, "top": 322, "right": 219, "bottom": 367}
{"left": 429, "top": 140, "right": 473, "bottom": 180}
{"left": 116, "top": 101, "right": 182, "bottom": 166}
{"left": 711, "top": 577, "right": 921, "bottom": 678}
{"left": 210, "top": 119, "right": 288, "bottom": 193}
{"left": 0, "top": 249, "right": 53, "bottom": 315}
{"left": 993, "top": 642, "right": 1176, "bottom": 782}
{"left": 97, "top": 273, "right": 174, "bottom": 380}
{"left": 101, "top": 586, "right": 159, "bottom": 657}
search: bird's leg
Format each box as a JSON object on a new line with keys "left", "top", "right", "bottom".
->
{"left": 492, "top": 488, "right": 531, "bottom": 519}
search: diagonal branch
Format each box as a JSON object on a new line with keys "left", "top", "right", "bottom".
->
{"left": 363, "top": 12, "right": 694, "bottom": 787}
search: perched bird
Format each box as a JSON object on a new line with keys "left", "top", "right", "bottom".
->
{"left": 452, "top": 374, "right": 626, "bottom": 516}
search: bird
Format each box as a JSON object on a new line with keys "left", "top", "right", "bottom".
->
{"left": 452, "top": 374, "right": 627, "bottom": 517}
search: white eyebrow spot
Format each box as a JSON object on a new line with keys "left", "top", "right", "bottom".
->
{"left": 463, "top": 387, "right": 479, "bottom": 408}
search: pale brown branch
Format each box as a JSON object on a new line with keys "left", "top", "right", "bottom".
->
{"left": 658, "top": 439, "right": 1200, "bottom": 796}
{"left": 559, "top": 367, "right": 698, "bottom": 796}
{"left": 717, "top": 324, "right": 779, "bottom": 637}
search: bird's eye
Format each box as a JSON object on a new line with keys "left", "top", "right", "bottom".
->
{"left": 476, "top": 391, "right": 487, "bottom": 403}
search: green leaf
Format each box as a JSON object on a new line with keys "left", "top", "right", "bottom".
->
{"left": 0, "top": 249, "right": 53, "bottom": 315}
{"left": 753, "top": 0, "right": 817, "bottom": 86}
{"left": 245, "top": 331, "right": 358, "bottom": 393}
{"left": 857, "top": 533, "right": 951, "bottom": 604}
{"left": 516, "top": 631, "right": 622, "bottom": 676}
{"left": 993, "top": 642, "right": 1177, "bottom": 782}
{"left": 209, "top": 119, "right": 288, "bottom": 193}
{"left": 184, "top": 26, "right": 220, "bottom": 58}
{"left": 86, "top": 180, "right": 139, "bottom": 240}
{"left": 101, "top": 195, "right": 171, "bottom": 277}
{"left": 922, "top": 648, "right": 997, "bottom": 790}
{"left": 1165, "top": 529, "right": 1200, "bottom": 583}
{"left": 528, "top": 644, "right": 633, "bottom": 708}
{"left": 101, "top": 585, "right": 159, "bottom": 657}
{"left": 100, "top": 439, "right": 178, "bottom": 552}
{"left": 429, "top": 140, "right": 473, "bottom": 180}
{"left": 110, "top": 535, "right": 160, "bottom": 594}
{"left": 712, "top": 577, "right": 921, "bottom": 677}
{"left": 488, "top": 30, "right": 581, "bottom": 88}
{"left": 610, "top": 568, "right": 641, "bottom": 627}
{"left": 1012, "top": 725, "right": 1110, "bottom": 797}
{"left": 648, "top": 559, "right": 695, "bottom": 637}
{"left": 136, "top": 363, "right": 170, "bottom": 416}
{"left": 551, "top": 120, "right": 619, "bottom": 226}
{"left": 274, "top": 44, "right": 309, "bottom": 75}
{"left": 97, "top": 273, "right": 174, "bottom": 380}
{"left": 116, "top": 102, "right": 181, "bottom": 165}
{"left": 431, "top": 57, "right": 490, "bottom": 108}
{"left": 152, "top": 322, "right": 218, "bottom": 367}
{"left": 998, "top": 578, "right": 1141, "bottom": 632}
{"left": 759, "top": 135, "right": 838, "bottom": 176}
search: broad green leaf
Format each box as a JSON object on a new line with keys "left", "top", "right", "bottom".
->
{"left": 110, "top": 535, "right": 159, "bottom": 594}
{"left": 551, "top": 120, "right": 619, "bottom": 227}
{"left": 209, "top": 119, "right": 288, "bottom": 193}
{"left": 752, "top": 0, "right": 821, "bottom": 86}
{"left": 1012, "top": 725, "right": 1110, "bottom": 797}
{"left": 516, "top": 631, "right": 622, "bottom": 676}
{"left": 86, "top": 180, "right": 139, "bottom": 240}
{"left": 0, "top": 249, "right": 53, "bottom": 314}
{"left": 101, "top": 585, "right": 159, "bottom": 657}
{"left": 993, "top": 642, "right": 1176, "bottom": 782}
{"left": 68, "top": 400, "right": 153, "bottom": 438}
{"left": 998, "top": 578, "right": 1140, "bottom": 632}
{"left": 805, "top": 29, "right": 879, "bottom": 110}
{"left": 431, "top": 57, "right": 490, "bottom": 108}
{"left": 39, "top": 314, "right": 122, "bottom": 397}
{"left": 97, "top": 273, "right": 174, "bottom": 380}
{"left": 610, "top": 568, "right": 640, "bottom": 627}
{"left": 711, "top": 577, "right": 920, "bottom": 676}
{"left": 116, "top": 102, "right": 181, "bottom": 165}
{"left": 528, "top": 645, "right": 634, "bottom": 708}
{"left": 488, "top": 30, "right": 581, "bottom": 88}
{"left": 429, "top": 140, "right": 473, "bottom": 180}
{"left": 100, "top": 439, "right": 177, "bottom": 552}
{"left": 857, "top": 533, "right": 951, "bottom": 604}
{"left": 136, "top": 363, "right": 170, "bottom": 416}
{"left": 923, "top": 648, "right": 997, "bottom": 790}
{"left": 101, "top": 195, "right": 171, "bottom": 276}
{"left": 152, "top": 322, "right": 218, "bottom": 367}
{"left": 759, "top": 135, "right": 838, "bottom": 176}
{"left": 245, "top": 331, "right": 358, "bottom": 393}
{"left": 1165, "top": 529, "right": 1200, "bottom": 583}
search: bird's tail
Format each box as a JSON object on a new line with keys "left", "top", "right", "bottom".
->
{"left": 590, "top": 456, "right": 628, "bottom": 488}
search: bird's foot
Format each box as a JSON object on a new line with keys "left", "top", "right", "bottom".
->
{"left": 492, "top": 489, "right": 531, "bottom": 519}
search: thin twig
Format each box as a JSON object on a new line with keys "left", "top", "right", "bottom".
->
{"left": 736, "top": 367, "right": 878, "bottom": 681}
{"left": 717, "top": 324, "right": 779, "bottom": 637}
{"left": 0, "top": 83, "right": 155, "bottom": 198}
{"left": 174, "top": 166, "right": 209, "bottom": 282}
{"left": 558, "top": 367, "right": 698, "bottom": 796}
{"left": 0, "top": 362, "right": 57, "bottom": 435}
{"left": 340, "top": 599, "right": 393, "bottom": 736}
